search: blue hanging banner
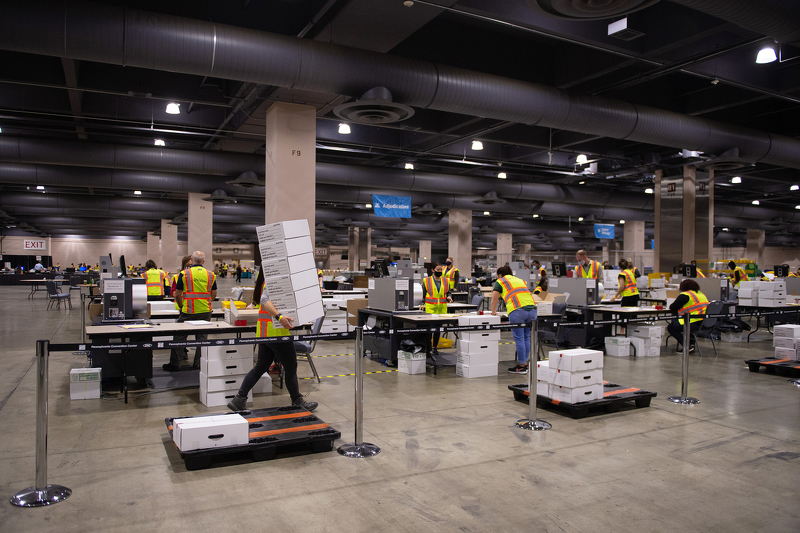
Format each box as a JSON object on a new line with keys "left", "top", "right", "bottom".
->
{"left": 372, "top": 195, "right": 411, "bottom": 218}
{"left": 594, "top": 224, "right": 615, "bottom": 239}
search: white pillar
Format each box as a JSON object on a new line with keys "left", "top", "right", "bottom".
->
{"left": 188, "top": 192, "right": 213, "bottom": 266}
{"left": 448, "top": 209, "right": 472, "bottom": 277}
{"left": 746, "top": 229, "right": 765, "bottom": 268}
{"left": 146, "top": 231, "right": 161, "bottom": 268}
{"left": 160, "top": 220, "right": 179, "bottom": 274}
{"left": 419, "top": 240, "right": 431, "bottom": 264}
{"left": 497, "top": 233, "right": 512, "bottom": 266}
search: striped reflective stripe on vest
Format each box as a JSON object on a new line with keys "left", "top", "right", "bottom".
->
{"left": 424, "top": 277, "right": 447, "bottom": 304}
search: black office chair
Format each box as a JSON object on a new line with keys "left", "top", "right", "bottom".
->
{"left": 69, "top": 275, "right": 82, "bottom": 295}
{"left": 293, "top": 312, "right": 325, "bottom": 383}
{"left": 45, "top": 281, "right": 72, "bottom": 310}
{"left": 471, "top": 293, "right": 484, "bottom": 310}
{"left": 690, "top": 300, "right": 723, "bottom": 357}
{"left": 538, "top": 302, "right": 567, "bottom": 360}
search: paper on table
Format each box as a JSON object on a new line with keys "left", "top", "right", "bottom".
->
{"left": 186, "top": 320, "right": 213, "bottom": 325}
{"left": 120, "top": 324, "right": 153, "bottom": 329}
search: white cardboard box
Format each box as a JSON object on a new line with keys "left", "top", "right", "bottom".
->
{"left": 738, "top": 298, "right": 756, "bottom": 306}
{"left": 173, "top": 414, "right": 249, "bottom": 451}
{"left": 202, "top": 345, "right": 252, "bottom": 361}
{"left": 629, "top": 325, "right": 664, "bottom": 339}
{"left": 398, "top": 359, "right": 426, "bottom": 374}
{"left": 295, "top": 298, "right": 325, "bottom": 325}
{"left": 537, "top": 380, "right": 549, "bottom": 396}
{"left": 199, "top": 387, "right": 252, "bottom": 408}
{"left": 551, "top": 368, "right": 603, "bottom": 388}
{"left": 460, "top": 330, "right": 501, "bottom": 342}
{"left": 759, "top": 299, "right": 785, "bottom": 307}
{"left": 259, "top": 236, "right": 313, "bottom": 262}
{"left": 456, "top": 352, "right": 499, "bottom": 366}
{"left": 549, "top": 383, "right": 604, "bottom": 403}
{"left": 773, "top": 336, "right": 797, "bottom": 348}
{"left": 738, "top": 289, "right": 754, "bottom": 298}
{"left": 628, "top": 336, "right": 650, "bottom": 357}
{"left": 458, "top": 339, "right": 499, "bottom": 357}
{"left": 534, "top": 360, "right": 554, "bottom": 383}
{"left": 537, "top": 301, "right": 553, "bottom": 315}
{"left": 200, "top": 356, "right": 254, "bottom": 377}
{"left": 647, "top": 346, "right": 661, "bottom": 357}
{"left": 548, "top": 348, "right": 604, "bottom": 371}
{"left": 252, "top": 374, "right": 273, "bottom": 394}
{"left": 398, "top": 350, "right": 426, "bottom": 360}
{"left": 774, "top": 347, "right": 799, "bottom": 359}
{"left": 456, "top": 363, "right": 497, "bottom": 378}
{"left": 264, "top": 269, "right": 320, "bottom": 298}
{"left": 774, "top": 325, "right": 800, "bottom": 338}
{"left": 260, "top": 253, "right": 316, "bottom": 279}
{"left": 70, "top": 367, "right": 102, "bottom": 400}
{"left": 256, "top": 220, "right": 310, "bottom": 243}
{"left": 605, "top": 344, "right": 630, "bottom": 357}
{"left": 320, "top": 324, "right": 347, "bottom": 334}
{"left": 759, "top": 290, "right": 786, "bottom": 299}
{"left": 457, "top": 314, "right": 501, "bottom": 326}
{"left": 605, "top": 336, "right": 630, "bottom": 346}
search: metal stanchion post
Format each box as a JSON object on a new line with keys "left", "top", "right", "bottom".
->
{"left": 516, "top": 319, "right": 552, "bottom": 431}
{"left": 11, "top": 340, "right": 72, "bottom": 507}
{"left": 668, "top": 313, "right": 700, "bottom": 405}
{"left": 338, "top": 327, "right": 381, "bottom": 457}
{"left": 73, "top": 293, "right": 89, "bottom": 356}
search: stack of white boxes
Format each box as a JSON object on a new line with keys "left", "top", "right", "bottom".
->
{"left": 456, "top": 314, "right": 500, "bottom": 378}
{"left": 605, "top": 336, "right": 631, "bottom": 357}
{"left": 172, "top": 413, "right": 249, "bottom": 452}
{"left": 321, "top": 298, "right": 348, "bottom": 334}
{"left": 199, "top": 345, "right": 271, "bottom": 407}
{"left": 257, "top": 220, "right": 324, "bottom": 326}
{"left": 758, "top": 280, "right": 786, "bottom": 307}
{"left": 547, "top": 349, "right": 604, "bottom": 402}
{"left": 397, "top": 350, "right": 426, "bottom": 374}
{"left": 627, "top": 325, "right": 664, "bottom": 356}
{"left": 534, "top": 360, "right": 553, "bottom": 396}
{"left": 70, "top": 367, "right": 101, "bottom": 400}
{"left": 773, "top": 325, "right": 800, "bottom": 360}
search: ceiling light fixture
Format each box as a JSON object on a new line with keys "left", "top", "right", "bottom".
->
{"left": 134, "top": 190, "right": 142, "bottom": 195}
{"left": 579, "top": 181, "right": 585, "bottom": 185}
{"left": 645, "top": 188, "right": 654, "bottom": 194}
{"left": 338, "top": 123, "right": 351, "bottom": 134}
{"left": 792, "top": 185, "right": 799, "bottom": 191}
{"left": 483, "top": 211, "right": 490, "bottom": 215}
{"left": 578, "top": 217, "right": 583, "bottom": 222}
{"left": 404, "top": 163, "right": 414, "bottom": 170}
{"left": 36, "top": 185, "right": 44, "bottom": 190}
{"left": 365, "top": 203, "right": 372, "bottom": 208}
{"left": 752, "top": 200, "right": 760, "bottom": 205}
{"left": 731, "top": 176, "right": 742, "bottom": 184}
{"left": 154, "top": 139, "right": 166, "bottom": 146}
{"left": 497, "top": 172, "right": 507, "bottom": 179}
{"left": 796, "top": 205, "right": 800, "bottom": 210}
{"left": 165, "top": 102, "right": 181, "bottom": 114}
{"left": 532, "top": 214, "right": 539, "bottom": 218}
{"left": 756, "top": 46, "right": 778, "bottom": 64}
{"left": 619, "top": 220, "right": 625, "bottom": 224}
{"left": 0, "top": 127, "right": 3, "bottom": 133}
{"left": 471, "top": 140, "right": 483, "bottom": 151}
{"left": 722, "top": 228, "right": 729, "bottom": 232}
{"left": 575, "top": 154, "right": 588, "bottom": 165}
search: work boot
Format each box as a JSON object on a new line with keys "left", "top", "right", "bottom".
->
{"left": 227, "top": 394, "right": 248, "bottom": 411}
{"left": 291, "top": 395, "right": 318, "bottom": 412}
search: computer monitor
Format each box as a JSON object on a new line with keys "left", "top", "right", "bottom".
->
{"left": 119, "top": 255, "right": 128, "bottom": 278}
{"left": 552, "top": 262, "right": 567, "bottom": 277}
{"left": 371, "top": 259, "right": 390, "bottom": 277}
{"left": 681, "top": 263, "right": 697, "bottom": 278}
{"left": 774, "top": 264, "right": 789, "bottom": 277}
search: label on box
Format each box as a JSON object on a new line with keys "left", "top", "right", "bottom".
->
{"left": 368, "top": 279, "right": 375, "bottom": 290}
{"left": 104, "top": 280, "right": 124, "bottom": 294}
{"left": 396, "top": 279, "right": 409, "bottom": 291}
{"left": 256, "top": 220, "right": 310, "bottom": 243}
{"left": 261, "top": 257, "right": 291, "bottom": 279}
{"left": 70, "top": 368, "right": 101, "bottom": 382}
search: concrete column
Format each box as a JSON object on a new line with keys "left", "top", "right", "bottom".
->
{"left": 146, "top": 231, "right": 161, "bottom": 268}
{"left": 682, "top": 165, "right": 697, "bottom": 263}
{"left": 746, "top": 229, "right": 765, "bottom": 267}
{"left": 419, "top": 240, "right": 431, "bottom": 264}
{"left": 359, "top": 228, "right": 372, "bottom": 267}
{"left": 654, "top": 169, "right": 662, "bottom": 272}
{"left": 265, "top": 102, "right": 316, "bottom": 246}
{"left": 188, "top": 192, "right": 213, "bottom": 266}
{"left": 624, "top": 221, "right": 645, "bottom": 255}
{"left": 519, "top": 243, "right": 531, "bottom": 265}
{"left": 497, "top": 233, "right": 512, "bottom": 266}
{"left": 602, "top": 242, "right": 610, "bottom": 263}
{"left": 160, "top": 220, "right": 179, "bottom": 274}
{"left": 348, "top": 227, "right": 358, "bottom": 271}
{"left": 448, "top": 209, "right": 472, "bottom": 277}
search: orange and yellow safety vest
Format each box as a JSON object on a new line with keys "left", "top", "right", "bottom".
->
{"left": 498, "top": 275, "right": 535, "bottom": 313}
{"left": 143, "top": 268, "right": 168, "bottom": 296}
{"left": 575, "top": 260, "right": 600, "bottom": 279}
{"left": 619, "top": 268, "right": 639, "bottom": 297}
{"left": 257, "top": 306, "right": 290, "bottom": 338}
{"left": 678, "top": 290, "right": 709, "bottom": 325}
{"left": 181, "top": 265, "right": 216, "bottom": 314}
{"left": 443, "top": 265, "right": 458, "bottom": 290}
{"left": 424, "top": 276, "right": 448, "bottom": 314}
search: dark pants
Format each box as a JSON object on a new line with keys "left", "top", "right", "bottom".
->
{"left": 667, "top": 319, "right": 702, "bottom": 346}
{"left": 169, "top": 311, "right": 213, "bottom": 366}
{"left": 238, "top": 342, "right": 301, "bottom": 401}
{"left": 147, "top": 295, "right": 165, "bottom": 301}
{"left": 620, "top": 294, "right": 640, "bottom": 307}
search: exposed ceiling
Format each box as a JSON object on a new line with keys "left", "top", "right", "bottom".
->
{"left": 1, "top": 0, "right": 800, "bottom": 252}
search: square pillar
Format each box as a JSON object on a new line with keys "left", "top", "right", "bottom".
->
{"left": 160, "top": 220, "right": 179, "bottom": 274}
{"left": 746, "top": 229, "right": 765, "bottom": 267}
{"left": 682, "top": 166, "right": 696, "bottom": 263}
{"left": 419, "top": 240, "right": 431, "bottom": 263}
{"left": 624, "top": 221, "right": 645, "bottom": 254}
{"left": 146, "top": 231, "right": 161, "bottom": 268}
{"left": 188, "top": 192, "right": 213, "bottom": 266}
{"left": 448, "top": 209, "right": 472, "bottom": 276}
{"left": 497, "top": 233, "right": 512, "bottom": 266}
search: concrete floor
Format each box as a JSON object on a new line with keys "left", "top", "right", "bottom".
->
{"left": 1, "top": 279, "right": 798, "bottom": 532}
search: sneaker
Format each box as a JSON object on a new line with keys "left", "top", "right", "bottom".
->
{"left": 431, "top": 349, "right": 440, "bottom": 355}
{"left": 227, "top": 394, "right": 248, "bottom": 411}
{"left": 162, "top": 363, "right": 181, "bottom": 372}
{"left": 689, "top": 345, "right": 696, "bottom": 353}
{"left": 675, "top": 344, "right": 683, "bottom": 353}
{"left": 508, "top": 364, "right": 528, "bottom": 374}
{"left": 291, "top": 395, "right": 318, "bottom": 412}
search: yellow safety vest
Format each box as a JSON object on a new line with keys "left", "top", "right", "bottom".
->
{"left": 443, "top": 265, "right": 458, "bottom": 290}
{"left": 423, "top": 276, "right": 448, "bottom": 314}
{"left": 696, "top": 268, "right": 706, "bottom": 278}
{"left": 143, "top": 268, "right": 168, "bottom": 296}
{"left": 619, "top": 268, "right": 639, "bottom": 297}
{"left": 257, "top": 306, "right": 290, "bottom": 337}
{"left": 732, "top": 266, "right": 748, "bottom": 288}
{"left": 181, "top": 266, "right": 215, "bottom": 314}
{"left": 538, "top": 266, "right": 547, "bottom": 277}
{"left": 575, "top": 260, "right": 600, "bottom": 279}
{"left": 678, "top": 290, "right": 709, "bottom": 325}
{"left": 171, "top": 273, "right": 180, "bottom": 310}
{"left": 498, "top": 275, "right": 535, "bottom": 313}
{"left": 789, "top": 272, "right": 798, "bottom": 278}
{"left": 533, "top": 285, "right": 543, "bottom": 295}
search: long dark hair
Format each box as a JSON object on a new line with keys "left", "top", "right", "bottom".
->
{"left": 252, "top": 269, "right": 265, "bottom": 306}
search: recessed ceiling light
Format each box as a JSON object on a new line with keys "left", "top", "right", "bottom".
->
{"left": 471, "top": 140, "right": 483, "bottom": 150}
{"left": 365, "top": 203, "right": 372, "bottom": 208}
{"left": 731, "top": 176, "right": 742, "bottom": 184}
{"left": 578, "top": 217, "right": 583, "bottom": 222}
{"left": 134, "top": 191, "right": 142, "bottom": 195}
{"left": 722, "top": 228, "right": 729, "bottom": 231}
{"left": 36, "top": 185, "right": 44, "bottom": 190}
{"left": 0, "top": 127, "right": 3, "bottom": 133}
{"left": 483, "top": 211, "right": 490, "bottom": 216}
{"left": 645, "top": 188, "right": 654, "bottom": 194}
{"left": 579, "top": 181, "right": 585, "bottom": 185}
{"left": 752, "top": 200, "right": 760, "bottom": 205}
{"left": 154, "top": 139, "right": 165, "bottom": 146}
{"left": 619, "top": 220, "right": 625, "bottom": 224}
{"left": 338, "top": 123, "right": 351, "bottom": 134}
{"left": 165, "top": 102, "right": 181, "bottom": 114}
{"left": 576, "top": 154, "right": 588, "bottom": 165}
{"left": 796, "top": 205, "right": 800, "bottom": 210}
{"left": 404, "top": 163, "right": 414, "bottom": 170}
{"left": 791, "top": 185, "right": 799, "bottom": 191}
{"left": 532, "top": 214, "right": 539, "bottom": 218}
{"left": 497, "top": 172, "right": 507, "bottom": 179}
{"left": 756, "top": 46, "right": 777, "bottom": 64}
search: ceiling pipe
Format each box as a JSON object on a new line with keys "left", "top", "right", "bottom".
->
{"left": 0, "top": 1, "right": 798, "bottom": 169}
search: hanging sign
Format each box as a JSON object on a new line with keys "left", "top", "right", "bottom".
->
{"left": 372, "top": 195, "right": 411, "bottom": 218}
{"left": 594, "top": 224, "right": 615, "bottom": 239}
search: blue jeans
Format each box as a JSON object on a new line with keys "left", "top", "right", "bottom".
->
{"left": 509, "top": 307, "right": 538, "bottom": 365}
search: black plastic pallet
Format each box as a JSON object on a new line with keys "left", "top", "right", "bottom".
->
{"left": 508, "top": 382, "right": 657, "bottom": 419}
{"left": 745, "top": 357, "right": 800, "bottom": 377}
{"left": 165, "top": 405, "right": 341, "bottom": 470}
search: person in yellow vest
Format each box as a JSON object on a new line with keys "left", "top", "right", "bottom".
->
{"left": 442, "top": 257, "right": 460, "bottom": 290}
{"left": 728, "top": 261, "right": 748, "bottom": 288}
{"left": 419, "top": 262, "right": 453, "bottom": 357}
{"left": 666, "top": 279, "right": 709, "bottom": 353}
{"left": 789, "top": 267, "right": 800, "bottom": 278}
{"left": 227, "top": 268, "right": 317, "bottom": 412}
{"left": 491, "top": 265, "right": 537, "bottom": 373}
{"left": 612, "top": 259, "right": 640, "bottom": 306}
{"left": 532, "top": 259, "right": 547, "bottom": 279}
{"left": 163, "top": 251, "right": 218, "bottom": 372}
{"left": 171, "top": 255, "right": 192, "bottom": 310}
{"left": 691, "top": 260, "right": 706, "bottom": 278}
{"left": 318, "top": 268, "right": 325, "bottom": 290}
{"left": 142, "top": 260, "right": 169, "bottom": 301}
{"left": 574, "top": 250, "right": 603, "bottom": 280}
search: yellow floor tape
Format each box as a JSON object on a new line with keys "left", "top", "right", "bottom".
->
{"left": 300, "top": 369, "right": 398, "bottom": 380}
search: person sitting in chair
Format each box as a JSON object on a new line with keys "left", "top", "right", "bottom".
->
{"left": 667, "top": 279, "right": 709, "bottom": 354}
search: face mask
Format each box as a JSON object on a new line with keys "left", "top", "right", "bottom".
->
{"left": 445, "top": 262, "right": 452, "bottom": 266}
{"left": 434, "top": 271, "right": 443, "bottom": 277}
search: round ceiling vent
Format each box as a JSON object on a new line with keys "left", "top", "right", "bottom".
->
{"left": 226, "top": 170, "right": 264, "bottom": 188}
{"left": 334, "top": 87, "right": 414, "bottom": 125}
{"left": 528, "top": 0, "right": 660, "bottom": 20}
{"left": 472, "top": 191, "right": 507, "bottom": 205}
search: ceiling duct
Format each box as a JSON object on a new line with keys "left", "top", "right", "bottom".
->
{"left": 695, "top": 148, "right": 756, "bottom": 172}
{"left": 411, "top": 203, "right": 441, "bottom": 215}
{"left": 472, "top": 191, "right": 507, "bottom": 205}
{"left": 225, "top": 171, "right": 264, "bottom": 188}
{"left": 202, "top": 190, "right": 234, "bottom": 203}
{"left": 669, "top": 0, "right": 800, "bottom": 44}
{"left": 333, "top": 87, "right": 414, "bottom": 125}
{"left": 527, "top": 0, "right": 660, "bottom": 20}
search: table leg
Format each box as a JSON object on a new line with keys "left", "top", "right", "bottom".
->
{"left": 747, "top": 313, "right": 760, "bottom": 342}
{"left": 122, "top": 351, "right": 128, "bottom": 404}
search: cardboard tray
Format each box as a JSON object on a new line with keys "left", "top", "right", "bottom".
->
{"left": 508, "top": 381, "right": 657, "bottom": 419}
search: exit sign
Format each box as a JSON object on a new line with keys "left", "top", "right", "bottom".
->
{"left": 24, "top": 240, "right": 46, "bottom": 250}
